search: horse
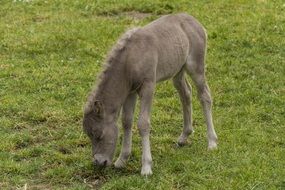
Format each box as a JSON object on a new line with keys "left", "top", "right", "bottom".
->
{"left": 83, "top": 13, "right": 218, "bottom": 176}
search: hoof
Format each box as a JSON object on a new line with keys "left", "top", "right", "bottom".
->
{"left": 114, "top": 158, "right": 126, "bottom": 168}
{"left": 141, "top": 165, "right": 152, "bottom": 176}
{"left": 177, "top": 130, "right": 193, "bottom": 147}
{"left": 208, "top": 141, "right": 218, "bottom": 150}
{"left": 177, "top": 135, "right": 189, "bottom": 146}
{"left": 177, "top": 140, "right": 188, "bottom": 147}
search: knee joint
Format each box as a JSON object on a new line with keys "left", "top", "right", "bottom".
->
{"left": 201, "top": 93, "right": 211, "bottom": 104}
{"left": 198, "top": 88, "right": 212, "bottom": 105}
{"left": 138, "top": 119, "right": 150, "bottom": 136}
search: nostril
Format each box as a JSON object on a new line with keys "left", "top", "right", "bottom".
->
{"left": 94, "top": 158, "right": 107, "bottom": 167}
{"left": 93, "top": 154, "right": 109, "bottom": 167}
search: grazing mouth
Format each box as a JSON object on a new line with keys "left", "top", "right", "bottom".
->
{"left": 93, "top": 155, "right": 112, "bottom": 168}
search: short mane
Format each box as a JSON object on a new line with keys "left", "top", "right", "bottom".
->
{"left": 106, "top": 27, "right": 139, "bottom": 66}
{"left": 84, "top": 27, "right": 140, "bottom": 114}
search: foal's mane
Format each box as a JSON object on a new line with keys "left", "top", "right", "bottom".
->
{"left": 105, "top": 27, "right": 139, "bottom": 67}
{"left": 84, "top": 27, "right": 139, "bottom": 114}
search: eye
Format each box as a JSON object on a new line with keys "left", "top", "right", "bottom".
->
{"left": 92, "top": 129, "right": 103, "bottom": 141}
{"left": 96, "top": 135, "right": 103, "bottom": 141}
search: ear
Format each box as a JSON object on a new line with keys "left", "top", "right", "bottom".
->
{"left": 93, "top": 100, "right": 104, "bottom": 119}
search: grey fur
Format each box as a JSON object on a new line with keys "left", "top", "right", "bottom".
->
{"left": 83, "top": 13, "right": 218, "bottom": 175}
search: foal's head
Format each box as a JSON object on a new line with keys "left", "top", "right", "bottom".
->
{"left": 83, "top": 101, "right": 118, "bottom": 167}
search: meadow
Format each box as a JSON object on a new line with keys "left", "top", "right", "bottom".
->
{"left": 0, "top": 0, "right": 284, "bottom": 189}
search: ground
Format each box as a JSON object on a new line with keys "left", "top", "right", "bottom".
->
{"left": 0, "top": 0, "right": 284, "bottom": 189}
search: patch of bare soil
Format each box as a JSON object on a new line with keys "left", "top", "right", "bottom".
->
{"left": 122, "top": 11, "right": 152, "bottom": 20}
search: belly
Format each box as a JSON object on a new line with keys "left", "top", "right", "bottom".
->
{"left": 155, "top": 35, "right": 189, "bottom": 82}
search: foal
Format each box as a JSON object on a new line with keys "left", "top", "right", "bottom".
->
{"left": 83, "top": 13, "right": 218, "bottom": 175}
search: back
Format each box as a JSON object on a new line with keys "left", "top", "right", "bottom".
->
{"left": 125, "top": 13, "right": 206, "bottom": 82}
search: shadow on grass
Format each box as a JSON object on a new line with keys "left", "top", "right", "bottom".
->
{"left": 75, "top": 161, "right": 140, "bottom": 189}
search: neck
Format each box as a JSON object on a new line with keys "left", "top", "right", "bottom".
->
{"left": 94, "top": 63, "right": 130, "bottom": 122}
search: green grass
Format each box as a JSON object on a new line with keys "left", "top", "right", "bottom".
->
{"left": 1, "top": 0, "right": 284, "bottom": 189}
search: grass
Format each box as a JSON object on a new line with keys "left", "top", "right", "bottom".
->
{"left": 0, "top": 0, "right": 284, "bottom": 189}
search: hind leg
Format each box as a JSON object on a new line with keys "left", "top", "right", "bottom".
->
{"left": 196, "top": 80, "right": 218, "bottom": 149}
{"left": 173, "top": 70, "right": 193, "bottom": 146}
{"left": 186, "top": 53, "right": 218, "bottom": 149}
